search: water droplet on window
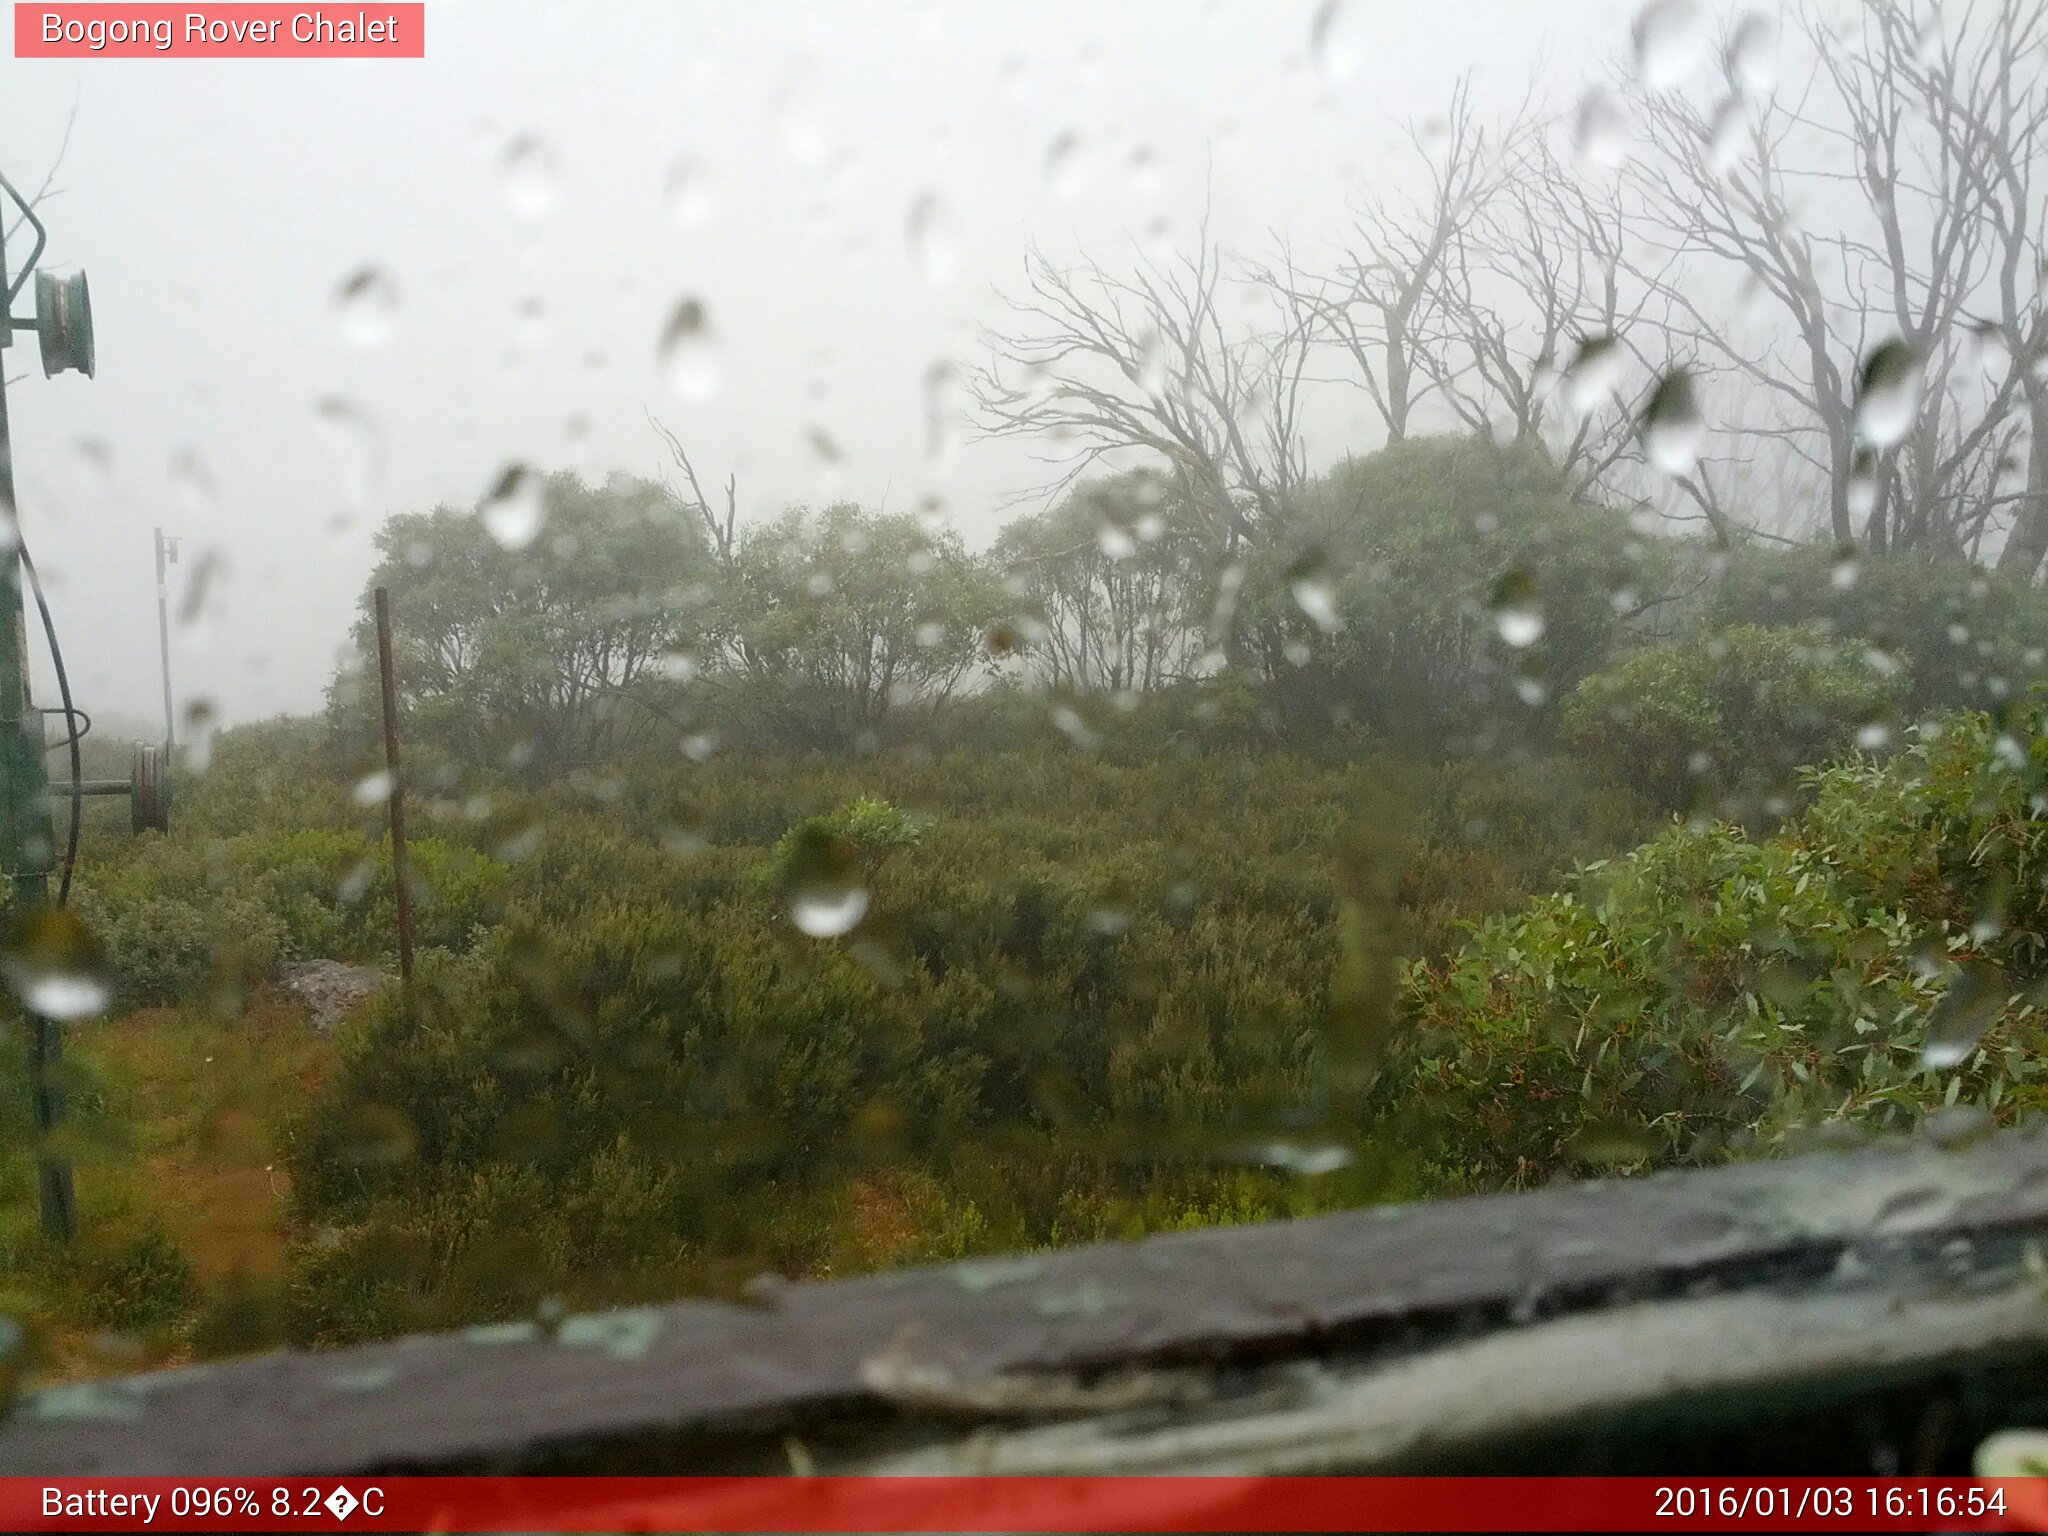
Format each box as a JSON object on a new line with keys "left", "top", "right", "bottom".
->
{"left": 479, "top": 463, "right": 545, "bottom": 551}
{"left": 1967, "top": 320, "right": 2011, "bottom": 379}
{"left": 1847, "top": 448, "right": 1881, "bottom": 518}
{"left": 1287, "top": 553, "right": 1341, "bottom": 634}
{"left": 1830, "top": 547, "right": 1861, "bottom": 590}
{"left": 1632, "top": 0, "right": 1707, "bottom": 90}
{"left": 1922, "top": 963, "right": 2006, "bottom": 1070}
{"left": 1308, "top": 0, "right": 1360, "bottom": 81}
{"left": 315, "top": 395, "right": 382, "bottom": 514}
{"left": 1043, "top": 131, "right": 1088, "bottom": 198}
{"left": 1562, "top": 332, "right": 1626, "bottom": 413}
{"left": 3, "top": 907, "right": 112, "bottom": 1022}
{"left": 790, "top": 883, "right": 868, "bottom": 938}
{"left": 69, "top": 437, "right": 113, "bottom": 502}
{"left": 1726, "top": 12, "right": 1776, "bottom": 93}
{"left": 1704, "top": 96, "right": 1745, "bottom": 176}
{"left": 906, "top": 192, "right": 960, "bottom": 286}
{"left": 1133, "top": 329, "right": 1170, "bottom": 396}
{"left": 780, "top": 827, "right": 869, "bottom": 939}
{"left": 1051, "top": 705, "right": 1101, "bottom": 750}
{"left": 352, "top": 769, "right": 394, "bottom": 806}
{"left": 658, "top": 297, "right": 722, "bottom": 402}
{"left": 334, "top": 266, "right": 398, "bottom": 350}
{"left": 1913, "top": 11, "right": 1943, "bottom": 65}
{"left": 1490, "top": 570, "right": 1545, "bottom": 648}
{"left": 170, "top": 448, "right": 217, "bottom": 514}
{"left": 1572, "top": 88, "right": 1628, "bottom": 168}
{"left": 663, "top": 154, "right": 712, "bottom": 226}
{"left": 922, "top": 360, "right": 959, "bottom": 463}
{"left": 1096, "top": 523, "right": 1137, "bottom": 562}
{"left": 1854, "top": 338, "right": 1923, "bottom": 448}
{"left": 499, "top": 135, "right": 559, "bottom": 220}
{"left": 1640, "top": 368, "right": 1704, "bottom": 473}
{"left": 1126, "top": 144, "right": 1163, "bottom": 198}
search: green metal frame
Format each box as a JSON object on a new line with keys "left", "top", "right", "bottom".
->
{"left": 0, "top": 175, "right": 73, "bottom": 1240}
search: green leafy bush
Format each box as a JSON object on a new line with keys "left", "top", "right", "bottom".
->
{"left": 275, "top": 741, "right": 1650, "bottom": 1343}
{"left": 1708, "top": 545, "right": 2048, "bottom": 720}
{"left": 1384, "top": 703, "right": 2048, "bottom": 1190}
{"left": 1247, "top": 435, "right": 1671, "bottom": 745}
{"left": 1561, "top": 625, "right": 1906, "bottom": 816}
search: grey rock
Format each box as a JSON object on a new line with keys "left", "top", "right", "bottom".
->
{"left": 276, "top": 959, "right": 389, "bottom": 1033}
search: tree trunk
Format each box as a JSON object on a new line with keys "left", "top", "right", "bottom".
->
{"left": 1995, "top": 387, "right": 2048, "bottom": 582}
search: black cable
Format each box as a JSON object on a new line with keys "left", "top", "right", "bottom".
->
{"left": 18, "top": 542, "right": 80, "bottom": 905}
{"left": 46, "top": 704, "right": 90, "bottom": 750}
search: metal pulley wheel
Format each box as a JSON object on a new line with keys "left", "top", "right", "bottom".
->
{"left": 131, "top": 743, "right": 170, "bottom": 833}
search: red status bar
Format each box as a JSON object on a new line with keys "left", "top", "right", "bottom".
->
{"left": 4, "top": 1476, "right": 2045, "bottom": 1532}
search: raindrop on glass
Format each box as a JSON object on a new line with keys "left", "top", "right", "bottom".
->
{"left": 171, "top": 448, "right": 217, "bottom": 515}
{"left": 1097, "top": 523, "right": 1137, "bottom": 562}
{"left": 1967, "top": 321, "right": 2011, "bottom": 380}
{"left": 1726, "top": 12, "right": 1776, "bottom": 94}
{"left": 352, "top": 769, "right": 395, "bottom": 806}
{"left": 782, "top": 827, "right": 869, "bottom": 939}
{"left": 663, "top": 154, "right": 713, "bottom": 226}
{"left": 1563, "top": 332, "right": 1627, "bottom": 413}
{"left": 1043, "top": 131, "right": 1088, "bottom": 198}
{"left": 906, "top": 192, "right": 959, "bottom": 287}
{"left": 480, "top": 463, "right": 546, "bottom": 551}
{"left": 335, "top": 266, "right": 398, "bottom": 350}
{"left": 1633, "top": 0, "right": 1707, "bottom": 91}
{"left": 1308, "top": 0, "right": 1361, "bottom": 81}
{"left": 658, "top": 297, "right": 721, "bottom": 402}
{"left": 1572, "top": 88, "right": 1628, "bottom": 168}
{"left": 2, "top": 907, "right": 112, "bottom": 1022}
{"left": 1922, "top": 963, "right": 2006, "bottom": 1070}
{"left": 499, "top": 135, "right": 559, "bottom": 220}
{"left": 1490, "top": 569, "right": 1545, "bottom": 648}
{"left": 1854, "top": 338, "right": 1923, "bottom": 448}
{"left": 806, "top": 424, "right": 844, "bottom": 464}
{"left": 1847, "top": 448, "right": 1881, "bottom": 519}
{"left": 1640, "top": 368, "right": 1705, "bottom": 474}
{"left": 1705, "top": 97, "right": 1745, "bottom": 176}
{"left": 1287, "top": 554, "right": 1341, "bottom": 634}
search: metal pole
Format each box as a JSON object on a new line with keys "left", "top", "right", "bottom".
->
{"left": 0, "top": 231, "right": 73, "bottom": 1240}
{"left": 153, "top": 527, "right": 174, "bottom": 748}
{"left": 372, "top": 587, "right": 414, "bottom": 998}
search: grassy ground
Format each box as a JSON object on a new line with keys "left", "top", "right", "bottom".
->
{"left": 0, "top": 990, "right": 335, "bottom": 1385}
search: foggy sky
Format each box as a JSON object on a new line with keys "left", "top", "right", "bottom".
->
{"left": 0, "top": 0, "right": 1642, "bottom": 735}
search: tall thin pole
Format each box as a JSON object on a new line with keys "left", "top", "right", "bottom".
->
{"left": 373, "top": 587, "right": 415, "bottom": 998}
{"left": 153, "top": 527, "right": 174, "bottom": 748}
{"left": 0, "top": 231, "right": 73, "bottom": 1240}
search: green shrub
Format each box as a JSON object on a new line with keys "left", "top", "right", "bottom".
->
{"left": 1383, "top": 703, "right": 2048, "bottom": 1190}
{"left": 1561, "top": 625, "right": 1906, "bottom": 816}
{"left": 275, "top": 739, "right": 1652, "bottom": 1342}
{"left": 1246, "top": 435, "right": 1672, "bottom": 744}
{"left": 1708, "top": 545, "right": 2048, "bottom": 720}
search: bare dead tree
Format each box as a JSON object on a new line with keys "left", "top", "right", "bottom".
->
{"left": 970, "top": 219, "right": 1314, "bottom": 551}
{"left": 648, "top": 411, "right": 740, "bottom": 569}
{"left": 1620, "top": 3, "right": 2038, "bottom": 561}
{"left": 1426, "top": 122, "right": 1727, "bottom": 525}
{"left": 1261, "top": 77, "right": 1520, "bottom": 446}
{"left": 1888, "top": 0, "right": 2048, "bottom": 577}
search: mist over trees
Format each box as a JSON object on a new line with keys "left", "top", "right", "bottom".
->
{"left": 24, "top": 1, "right": 2048, "bottom": 1365}
{"left": 318, "top": 1, "right": 2047, "bottom": 790}
{"left": 976, "top": 0, "right": 2045, "bottom": 569}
